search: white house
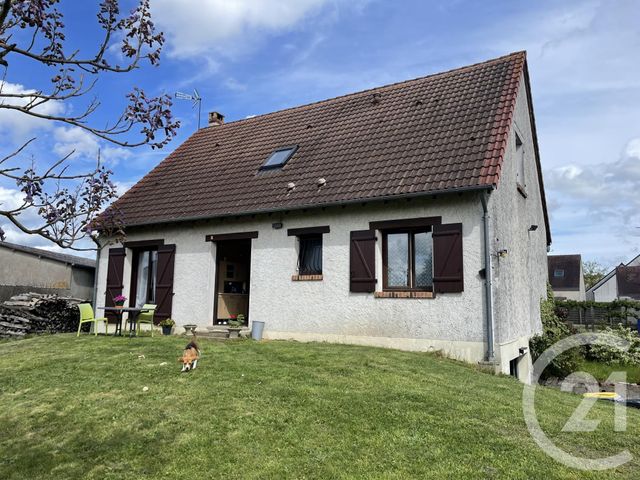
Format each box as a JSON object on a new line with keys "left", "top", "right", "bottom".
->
{"left": 95, "top": 52, "right": 551, "bottom": 381}
{"left": 548, "top": 254, "right": 585, "bottom": 301}
{"left": 587, "top": 254, "right": 640, "bottom": 302}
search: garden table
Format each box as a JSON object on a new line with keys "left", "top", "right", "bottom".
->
{"left": 98, "top": 307, "right": 150, "bottom": 337}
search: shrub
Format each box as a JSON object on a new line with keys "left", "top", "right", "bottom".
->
{"left": 159, "top": 318, "right": 175, "bottom": 327}
{"left": 529, "top": 284, "right": 583, "bottom": 379}
{"left": 229, "top": 314, "right": 245, "bottom": 328}
{"left": 587, "top": 324, "right": 640, "bottom": 365}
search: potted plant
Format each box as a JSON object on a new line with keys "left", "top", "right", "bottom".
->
{"left": 228, "top": 314, "right": 245, "bottom": 339}
{"left": 159, "top": 318, "right": 175, "bottom": 336}
{"left": 113, "top": 295, "right": 127, "bottom": 308}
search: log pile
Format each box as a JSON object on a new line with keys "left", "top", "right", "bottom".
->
{"left": 0, "top": 292, "right": 85, "bottom": 339}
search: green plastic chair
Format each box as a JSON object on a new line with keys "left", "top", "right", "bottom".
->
{"left": 136, "top": 304, "right": 157, "bottom": 337}
{"left": 76, "top": 303, "right": 108, "bottom": 336}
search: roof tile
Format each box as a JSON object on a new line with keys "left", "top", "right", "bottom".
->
{"left": 110, "top": 52, "right": 528, "bottom": 226}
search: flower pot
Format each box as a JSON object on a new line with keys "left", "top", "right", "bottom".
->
{"left": 228, "top": 327, "right": 241, "bottom": 339}
{"left": 162, "top": 326, "right": 173, "bottom": 336}
{"left": 115, "top": 304, "right": 124, "bottom": 309}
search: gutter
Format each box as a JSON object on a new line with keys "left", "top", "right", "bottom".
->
{"left": 92, "top": 241, "right": 102, "bottom": 308}
{"left": 118, "top": 184, "right": 494, "bottom": 230}
{"left": 480, "top": 192, "right": 495, "bottom": 362}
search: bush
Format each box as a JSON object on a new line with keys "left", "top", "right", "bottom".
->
{"left": 529, "top": 284, "right": 583, "bottom": 379}
{"left": 159, "top": 318, "right": 175, "bottom": 327}
{"left": 587, "top": 324, "right": 640, "bottom": 365}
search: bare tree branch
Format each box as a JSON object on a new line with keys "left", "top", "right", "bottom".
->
{"left": 0, "top": 1, "right": 180, "bottom": 249}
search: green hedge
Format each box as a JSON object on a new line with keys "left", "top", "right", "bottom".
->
{"left": 529, "top": 284, "right": 582, "bottom": 379}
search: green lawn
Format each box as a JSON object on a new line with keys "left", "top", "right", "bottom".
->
{"left": 1, "top": 335, "right": 639, "bottom": 479}
{"left": 578, "top": 359, "right": 640, "bottom": 384}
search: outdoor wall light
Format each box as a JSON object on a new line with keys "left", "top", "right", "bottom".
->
{"left": 272, "top": 222, "right": 283, "bottom": 229}
{"left": 528, "top": 224, "right": 538, "bottom": 231}
{"left": 497, "top": 249, "right": 508, "bottom": 258}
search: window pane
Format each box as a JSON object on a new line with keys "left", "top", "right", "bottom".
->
{"left": 387, "top": 233, "right": 409, "bottom": 287}
{"left": 263, "top": 147, "right": 296, "bottom": 168}
{"left": 414, "top": 231, "right": 433, "bottom": 288}
{"left": 149, "top": 250, "right": 158, "bottom": 303}
{"left": 299, "top": 236, "right": 322, "bottom": 274}
{"left": 135, "top": 250, "right": 158, "bottom": 308}
{"left": 135, "top": 251, "right": 150, "bottom": 308}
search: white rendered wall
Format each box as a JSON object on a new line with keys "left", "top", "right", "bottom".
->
{"left": 593, "top": 276, "right": 618, "bottom": 302}
{"left": 98, "top": 194, "right": 491, "bottom": 361}
{"left": 588, "top": 256, "right": 639, "bottom": 301}
{"left": 95, "top": 77, "right": 549, "bottom": 374}
{"left": 487, "top": 72, "right": 549, "bottom": 376}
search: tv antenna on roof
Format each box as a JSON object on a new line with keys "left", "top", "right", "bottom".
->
{"left": 175, "top": 89, "right": 202, "bottom": 129}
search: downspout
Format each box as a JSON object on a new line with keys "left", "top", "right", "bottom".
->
{"left": 91, "top": 239, "right": 102, "bottom": 309}
{"left": 480, "top": 192, "right": 495, "bottom": 362}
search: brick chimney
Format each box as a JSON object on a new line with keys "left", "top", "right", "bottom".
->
{"left": 208, "top": 111, "right": 225, "bottom": 126}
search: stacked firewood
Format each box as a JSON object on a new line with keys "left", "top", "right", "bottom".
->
{"left": 0, "top": 292, "right": 85, "bottom": 339}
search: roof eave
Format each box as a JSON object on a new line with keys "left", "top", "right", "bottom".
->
{"left": 115, "top": 184, "right": 495, "bottom": 231}
{"left": 522, "top": 58, "right": 552, "bottom": 247}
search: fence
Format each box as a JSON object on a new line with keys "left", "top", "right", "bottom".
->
{"left": 557, "top": 302, "right": 640, "bottom": 331}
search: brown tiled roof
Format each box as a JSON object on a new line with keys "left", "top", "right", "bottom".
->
{"left": 111, "top": 51, "right": 549, "bottom": 241}
{"left": 548, "top": 254, "right": 582, "bottom": 291}
{"left": 616, "top": 266, "right": 640, "bottom": 300}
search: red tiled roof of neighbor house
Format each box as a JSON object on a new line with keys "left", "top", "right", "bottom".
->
{"left": 548, "top": 254, "right": 582, "bottom": 291}
{"left": 616, "top": 266, "right": 640, "bottom": 300}
{"left": 109, "top": 51, "right": 550, "bottom": 242}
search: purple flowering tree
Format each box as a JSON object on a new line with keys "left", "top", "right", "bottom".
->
{"left": 0, "top": 0, "right": 180, "bottom": 249}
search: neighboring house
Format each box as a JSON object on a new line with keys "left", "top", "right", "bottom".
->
{"left": 96, "top": 52, "right": 551, "bottom": 381}
{"left": 587, "top": 254, "right": 640, "bottom": 302}
{"left": 548, "top": 254, "right": 585, "bottom": 301}
{"left": 0, "top": 241, "right": 96, "bottom": 301}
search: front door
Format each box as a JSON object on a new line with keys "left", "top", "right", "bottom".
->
{"left": 214, "top": 239, "right": 251, "bottom": 325}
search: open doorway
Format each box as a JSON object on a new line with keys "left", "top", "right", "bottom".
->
{"left": 213, "top": 239, "right": 251, "bottom": 326}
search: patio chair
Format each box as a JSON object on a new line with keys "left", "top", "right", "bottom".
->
{"left": 76, "top": 303, "right": 108, "bottom": 336}
{"left": 136, "top": 304, "right": 157, "bottom": 337}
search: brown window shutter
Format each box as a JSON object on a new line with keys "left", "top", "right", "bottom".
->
{"left": 350, "top": 230, "right": 376, "bottom": 292}
{"left": 433, "top": 223, "right": 464, "bottom": 293}
{"left": 155, "top": 244, "right": 176, "bottom": 323}
{"left": 104, "top": 248, "right": 125, "bottom": 322}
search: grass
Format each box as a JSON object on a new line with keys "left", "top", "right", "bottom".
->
{"left": 578, "top": 359, "right": 640, "bottom": 384}
{"left": 1, "top": 335, "right": 640, "bottom": 479}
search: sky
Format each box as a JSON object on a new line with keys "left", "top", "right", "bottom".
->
{"left": 0, "top": 0, "right": 639, "bottom": 270}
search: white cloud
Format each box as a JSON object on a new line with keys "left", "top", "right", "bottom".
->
{"left": 0, "top": 186, "right": 25, "bottom": 212}
{"left": 53, "top": 126, "right": 100, "bottom": 159}
{"left": 223, "top": 77, "right": 248, "bottom": 92}
{"left": 152, "top": 0, "right": 345, "bottom": 58}
{"left": 0, "top": 185, "right": 96, "bottom": 256}
{"left": 113, "top": 181, "right": 134, "bottom": 197}
{"left": 545, "top": 141, "right": 640, "bottom": 264}
{"left": 483, "top": 0, "right": 640, "bottom": 95}
{"left": 0, "top": 81, "right": 64, "bottom": 138}
{"left": 625, "top": 138, "right": 640, "bottom": 159}
{"left": 52, "top": 126, "right": 132, "bottom": 166}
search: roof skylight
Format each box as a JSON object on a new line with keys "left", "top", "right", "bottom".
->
{"left": 261, "top": 145, "right": 298, "bottom": 170}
